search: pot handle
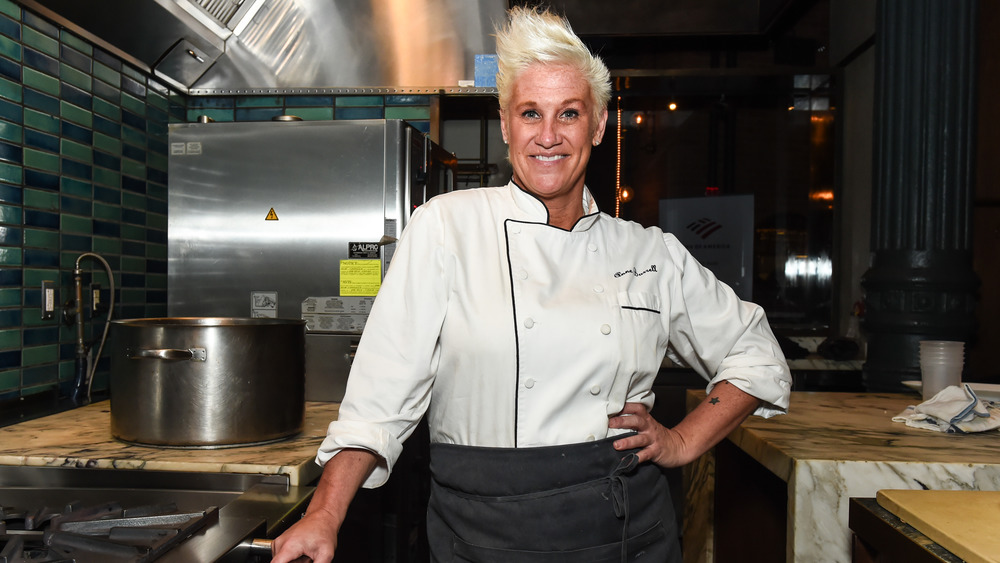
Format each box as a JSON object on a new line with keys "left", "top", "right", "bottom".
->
{"left": 128, "top": 348, "right": 207, "bottom": 362}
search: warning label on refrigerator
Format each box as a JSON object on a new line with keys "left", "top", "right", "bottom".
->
{"left": 340, "top": 260, "right": 381, "bottom": 296}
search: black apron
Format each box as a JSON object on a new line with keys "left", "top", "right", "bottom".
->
{"left": 426, "top": 435, "right": 682, "bottom": 563}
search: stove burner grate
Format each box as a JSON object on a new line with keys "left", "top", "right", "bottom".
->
{"left": 0, "top": 501, "right": 219, "bottom": 563}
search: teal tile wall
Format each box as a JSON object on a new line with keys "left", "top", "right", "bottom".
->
{"left": 0, "top": 0, "right": 184, "bottom": 402}
{"left": 0, "top": 0, "right": 434, "bottom": 405}
{"left": 186, "top": 94, "right": 432, "bottom": 133}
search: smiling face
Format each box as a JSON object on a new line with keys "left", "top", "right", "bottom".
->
{"left": 500, "top": 63, "right": 608, "bottom": 223}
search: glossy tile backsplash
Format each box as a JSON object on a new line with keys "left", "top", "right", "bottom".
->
{"left": 0, "top": 0, "right": 433, "bottom": 404}
{"left": 186, "top": 93, "right": 431, "bottom": 132}
{"left": 0, "top": 0, "right": 181, "bottom": 402}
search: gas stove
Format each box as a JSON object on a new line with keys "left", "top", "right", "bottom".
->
{"left": 0, "top": 465, "right": 313, "bottom": 562}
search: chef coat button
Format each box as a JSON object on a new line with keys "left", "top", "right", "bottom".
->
{"left": 587, "top": 243, "right": 598, "bottom": 252}
{"left": 524, "top": 378, "right": 535, "bottom": 389}
{"left": 524, "top": 317, "right": 535, "bottom": 329}
{"left": 585, "top": 434, "right": 596, "bottom": 441}
{"left": 600, "top": 324, "right": 612, "bottom": 335}
{"left": 518, "top": 269, "right": 528, "bottom": 280}
{"left": 593, "top": 285, "right": 604, "bottom": 294}
{"left": 590, "top": 385, "right": 601, "bottom": 395}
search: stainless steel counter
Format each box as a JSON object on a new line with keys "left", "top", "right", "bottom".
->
{"left": 0, "top": 400, "right": 337, "bottom": 561}
{"left": 0, "top": 464, "right": 314, "bottom": 561}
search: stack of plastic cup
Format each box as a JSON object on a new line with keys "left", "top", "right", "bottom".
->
{"left": 918, "top": 340, "right": 964, "bottom": 400}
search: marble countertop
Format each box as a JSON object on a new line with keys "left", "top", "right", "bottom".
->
{"left": 715, "top": 391, "right": 1000, "bottom": 480}
{"left": 684, "top": 390, "right": 1000, "bottom": 563}
{"left": 0, "top": 400, "right": 339, "bottom": 486}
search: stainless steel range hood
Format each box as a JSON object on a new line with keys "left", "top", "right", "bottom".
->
{"left": 21, "top": 0, "right": 231, "bottom": 91}
{"left": 20, "top": 0, "right": 812, "bottom": 94}
{"left": 21, "top": 0, "right": 507, "bottom": 94}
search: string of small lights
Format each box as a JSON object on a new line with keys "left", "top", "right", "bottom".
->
{"left": 615, "top": 95, "right": 622, "bottom": 218}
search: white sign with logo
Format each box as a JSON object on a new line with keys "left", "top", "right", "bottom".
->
{"left": 659, "top": 195, "right": 754, "bottom": 301}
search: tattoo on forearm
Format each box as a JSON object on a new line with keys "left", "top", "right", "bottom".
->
{"left": 709, "top": 381, "right": 730, "bottom": 404}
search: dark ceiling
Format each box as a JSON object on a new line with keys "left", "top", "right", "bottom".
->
{"left": 515, "top": 0, "right": 820, "bottom": 37}
{"left": 512, "top": 0, "right": 828, "bottom": 73}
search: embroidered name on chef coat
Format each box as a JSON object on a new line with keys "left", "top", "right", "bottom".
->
{"left": 614, "top": 264, "right": 658, "bottom": 278}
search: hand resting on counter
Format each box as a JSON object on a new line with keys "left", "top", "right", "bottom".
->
{"left": 270, "top": 449, "right": 378, "bottom": 563}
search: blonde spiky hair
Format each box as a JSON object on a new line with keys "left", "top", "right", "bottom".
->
{"left": 494, "top": 5, "right": 611, "bottom": 122}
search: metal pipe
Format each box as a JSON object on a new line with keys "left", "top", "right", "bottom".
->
{"left": 70, "top": 262, "right": 88, "bottom": 404}
{"left": 73, "top": 262, "right": 86, "bottom": 360}
{"left": 70, "top": 252, "right": 116, "bottom": 405}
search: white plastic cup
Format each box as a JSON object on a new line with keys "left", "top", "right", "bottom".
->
{"left": 919, "top": 340, "right": 964, "bottom": 400}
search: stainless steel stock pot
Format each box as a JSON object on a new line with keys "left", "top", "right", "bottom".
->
{"left": 109, "top": 317, "right": 306, "bottom": 448}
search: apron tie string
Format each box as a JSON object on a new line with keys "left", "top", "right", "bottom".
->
{"left": 607, "top": 452, "right": 639, "bottom": 563}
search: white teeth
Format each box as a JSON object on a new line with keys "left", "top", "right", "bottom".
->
{"left": 535, "top": 155, "right": 564, "bottom": 162}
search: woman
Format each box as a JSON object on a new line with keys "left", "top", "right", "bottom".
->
{"left": 272, "top": 6, "right": 791, "bottom": 563}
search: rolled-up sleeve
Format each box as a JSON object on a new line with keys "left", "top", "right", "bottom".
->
{"left": 661, "top": 234, "right": 792, "bottom": 418}
{"left": 315, "top": 203, "right": 452, "bottom": 488}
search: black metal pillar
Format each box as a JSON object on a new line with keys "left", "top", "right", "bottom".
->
{"left": 861, "top": 0, "right": 980, "bottom": 391}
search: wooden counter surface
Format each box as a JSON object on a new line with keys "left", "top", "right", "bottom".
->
{"left": 683, "top": 391, "right": 1000, "bottom": 563}
{"left": 849, "top": 497, "right": 964, "bottom": 563}
{"left": 0, "top": 400, "right": 339, "bottom": 486}
{"left": 876, "top": 489, "right": 1000, "bottom": 563}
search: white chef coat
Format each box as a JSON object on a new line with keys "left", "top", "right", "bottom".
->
{"left": 317, "top": 182, "right": 792, "bottom": 488}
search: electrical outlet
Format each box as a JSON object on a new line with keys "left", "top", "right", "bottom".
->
{"left": 41, "top": 280, "right": 56, "bottom": 320}
{"left": 91, "top": 283, "right": 104, "bottom": 314}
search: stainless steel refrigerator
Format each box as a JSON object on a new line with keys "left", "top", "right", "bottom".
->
{"left": 167, "top": 119, "right": 455, "bottom": 401}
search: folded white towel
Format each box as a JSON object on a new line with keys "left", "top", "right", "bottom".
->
{"left": 892, "top": 384, "right": 1000, "bottom": 433}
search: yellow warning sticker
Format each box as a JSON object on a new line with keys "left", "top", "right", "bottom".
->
{"left": 265, "top": 208, "right": 279, "bottom": 220}
{"left": 340, "top": 260, "right": 381, "bottom": 296}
